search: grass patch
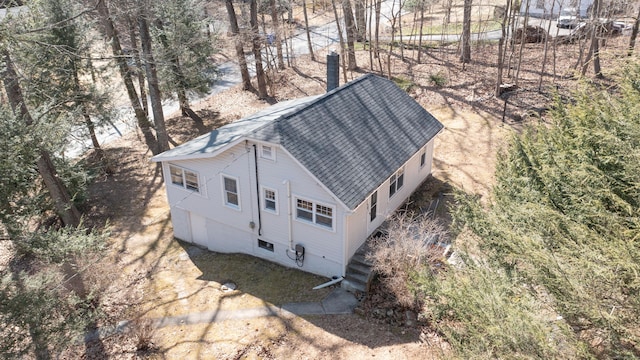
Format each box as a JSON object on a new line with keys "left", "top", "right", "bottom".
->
{"left": 392, "top": 76, "right": 416, "bottom": 92}
{"left": 185, "top": 248, "right": 333, "bottom": 307}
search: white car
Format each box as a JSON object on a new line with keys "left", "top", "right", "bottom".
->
{"left": 557, "top": 8, "right": 581, "bottom": 29}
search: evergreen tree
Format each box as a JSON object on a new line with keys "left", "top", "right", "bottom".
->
{"left": 452, "top": 66, "right": 640, "bottom": 357}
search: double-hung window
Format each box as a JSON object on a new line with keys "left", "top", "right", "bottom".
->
{"left": 369, "top": 191, "right": 378, "bottom": 222}
{"left": 420, "top": 148, "right": 427, "bottom": 168}
{"left": 222, "top": 175, "right": 240, "bottom": 208}
{"left": 263, "top": 187, "right": 277, "bottom": 213}
{"left": 389, "top": 167, "right": 404, "bottom": 198}
{"left": 169, "top": 165, "right": 200, "bottom": 193}
{"left": 296, "top": 198, "right": 334, "bottom": 229}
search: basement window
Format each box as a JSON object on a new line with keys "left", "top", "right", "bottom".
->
{"left": 169, "top": 164, "right": 200, "bottom": 193}
{"left": 258, "top": 239, "right": 274, "bottom": 252}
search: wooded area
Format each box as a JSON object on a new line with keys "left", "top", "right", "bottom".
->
{"left": 0, "top": 0, "right": 639, "bottom": 357}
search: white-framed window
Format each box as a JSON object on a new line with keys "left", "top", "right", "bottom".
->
{"left": 222, "top": 175, "right": 240, "bottom": 209}
{"left": 260, "top": 144, "right": 275, "bottom": 160}
{"left": 169, "top": 164, "right": 200, "bottom": 193}
{"left": 420, "top": 148, "right": 427, "bottom": 168}
{"left": 295, "top": 197, "right": 334, "bottom": 230}
{"left": 389, "top": 167, "right": 405, "bottom": 198}
{"left": 369, "top": 191, "right": 378, "bottom": 222}
{"left": 262, "top": 187, "right": 278, "bottom": 213}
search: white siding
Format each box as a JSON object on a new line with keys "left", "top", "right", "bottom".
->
{"left": 161, "top": 141, "right": 347, "bottom": 279}
{"left": 343, "top": 139, "right": 437, "bottom": 263}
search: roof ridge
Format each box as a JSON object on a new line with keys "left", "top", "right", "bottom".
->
{"left": 248, "top": 74, "right": 377, "bottom": 138}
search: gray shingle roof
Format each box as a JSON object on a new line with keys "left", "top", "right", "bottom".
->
{"left": 152, "top": 74, "right": 443, "bottom": 210}
{"left": 251, "top": 74, "right": 443, "bottom": 209}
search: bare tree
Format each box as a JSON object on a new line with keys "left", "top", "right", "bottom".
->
{"left": 582, "top": 0, "right": 603, "bottom": 78}
{"left": 354, "top": 0, "right": 366, "bottom": 41}
{"left": 250, "top": 0, "right": 268, "bottom": 98}
{"left": 495, "top": 0, "right": 511, "bottom": 96}
{"left": 460, "top": 0, "right": 472, "bottom": 63}
{"left": 225, "top": 0, "right": 253, "bottom": 90}
{"left": 343, "top": 0, "right": 358, "bottom": 70}
{"left": 538, "top": 0, "right": 555, "bottom": 91}
{"left": 270, "top": 0, "right": 285, "bottom": 69}
{"left": 628, "top": 4, "right": 640, "bottom": 56}
{"left": 331, "top": 0, "right": 349, "bottom": 82}
{"left": 302, "top": 0, "right": 315, "bottom": 60}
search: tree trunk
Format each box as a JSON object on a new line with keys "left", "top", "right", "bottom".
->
{"left": 269, "top": 0, "right": 285, "bottom": 69}
{"left": 153, "top": 19, "right": 199, "bottom": 120}
{"left": 582, "top": 0, "right": 603, "bottom": 78}
{"left": 495, "top": 0, "right": 510, "bottom": 97}
{"left": 354, "top": 0, "right": 366, "bottom": 42}
{"left": 96, "top": 0, "right": 158, "bottom": 154}
{"left": 331, "top": 0, "right": 349, "bottom": 83}
{"left": 628, "top": 5, "right": 640, "bottom": 56}
{"left": 225, "top": 0, "right": 240, "bottom": 34}
{"left": 460, "top": 0, "right": 472, "bottom": 63}
{"left": 2, "top": 50, "right": 81, "bottom": 228}
{"left": 417, "top": 1, "right": 425, "bottom": 63}
{"left": 538, "top": 0, "right": 554, "bottom": 91}
{"left": 515, "top": 0, "right": 530, "bottom": 86}
{"left": 342, "top": 0, "right": 358, "bottom": 70}
{"left": 250, "top": 0, "right": 268, "bottom": 98}
{"left": 302, "top": 0, "right": 315, "bottom": 61}
{"left": 138, "top": 10, "right": 169, "bottom": 153}
{"left": 225, "top": 0, "right": 253, "bottom": 90}
{"left": 375, "top": 0, "right": 382, "bottom": 73}
{"left": 127, "top": 14, "right": 148, "bottom": 117}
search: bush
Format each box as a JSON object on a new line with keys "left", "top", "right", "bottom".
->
{"left": 429, "top": 72, "right": 447, "bottom": 87}
{"left": 366, "top": 213, "right": 447, "bottom": 309}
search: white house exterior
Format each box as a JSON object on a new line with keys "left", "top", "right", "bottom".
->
{"left": 151, "top": 74, "right": 443, "bottom": 279}
{"left": 520, "top": 0, "right": 592, "bottom": 18}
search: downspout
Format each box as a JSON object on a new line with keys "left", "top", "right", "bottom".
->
{"left": 252, "top": 144, "right": 262, "bottom": 236}
{"left": 283, "top": 179, "right": 294, "bottom": 251}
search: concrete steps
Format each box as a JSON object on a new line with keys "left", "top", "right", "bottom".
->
{"left": 341, "top": 245, "right": 375, "bottom": 296}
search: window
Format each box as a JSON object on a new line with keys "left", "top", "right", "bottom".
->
{"left": 263, "top": 187, "right": 277, "bottom": 213}
{"left": 369, "top": 191, "right": 378, "bottom": 222}
{"left": 258, "top": 239, "right": 274, "bottom": 252}
{"left": 296, "top": 199, "right": 313, "bottom": 222}
{"left": 389, "top": 167, "right": 404, "bottom": 198}
{"left": 420, "top": 149, "right": 427, "bottom": 168}
{"left": 296, "top": 198, "right": 334, "bottom": 229}
{"left": 261, "top": 144, "right": 275, "bottom": 160}
{"left": 169, "top": 165, "right": 200, "bottom": 193}
{"left": 535, "top": 0, "right": 545, "bottom": 9}
{"left": 315, "top": 204, "right": 333, "bottom": 228}
{"left": 223, "top": 175, "right": 239, "bottom": 208}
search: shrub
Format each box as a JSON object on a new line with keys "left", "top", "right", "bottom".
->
{"left": 366, "top": 213, "right": 447, "bottom": 309}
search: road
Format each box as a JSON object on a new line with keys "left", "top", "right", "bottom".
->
{"left": 65, "top": 4, "right": 575, "bottom": 158}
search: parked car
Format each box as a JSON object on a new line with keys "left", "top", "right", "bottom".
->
{"left": 557, "top": 8, "right": 581, "bottom": 28}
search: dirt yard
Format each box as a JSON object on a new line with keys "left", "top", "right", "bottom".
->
{"left": 60, "top": 11, "right": 636, "bottom": 358}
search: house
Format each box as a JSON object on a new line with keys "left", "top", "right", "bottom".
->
{"left": 151, "top": 72, "right": 443, "bottom": 279}
{"left": 520, "top": 0, "right": 592, "bottom": 18}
